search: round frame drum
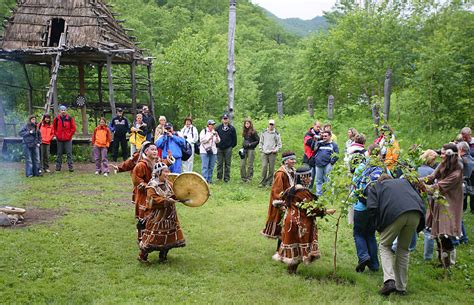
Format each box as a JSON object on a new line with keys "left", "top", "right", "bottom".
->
{"left": 172, "top": 172, "right": 210, "bottom": 207}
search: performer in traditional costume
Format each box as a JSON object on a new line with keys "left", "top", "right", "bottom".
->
{"left": 261, "top": 151, "right": 297, "bottom": 252}
{"left": 272, "top": 164, "right": 336, "bottom": 274}
{"left": 131, "top": 142, "right": 158, "bottom": 243}
{"left": 113, "top": 141, "right": 174, "bottom": 173}
{"left": 138, "top": 162, "right": 186, "bottom": 263}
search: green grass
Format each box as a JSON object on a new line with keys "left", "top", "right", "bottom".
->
{"left": 1, "top": 113, "right": 473, "bottom": 304}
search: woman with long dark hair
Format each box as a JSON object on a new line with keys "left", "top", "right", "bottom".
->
{"left": 424, "top": 143, "right": 463, "bottom": 267}
{"left": 240, "top": 119, "right": 259, "bottom": 182}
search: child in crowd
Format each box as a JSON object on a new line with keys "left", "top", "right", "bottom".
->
{"left": 92, "top": 117, "right": 112, "bottom": 176}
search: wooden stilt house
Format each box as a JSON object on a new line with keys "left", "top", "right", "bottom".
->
{"left": 0, "top": 0, "right": 155, "bottom": 136}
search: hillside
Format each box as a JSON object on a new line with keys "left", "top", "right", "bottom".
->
{"left": 262, "top": 8, "right": 328, "bottom": 36}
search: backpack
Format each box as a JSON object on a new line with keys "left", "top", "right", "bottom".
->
{"left": 193, "top": 127, "right": 200, "bottom": 153}
{"left": 354, "top": 166, "right": 384, "bottom": 204}
{"left": 181, "top": 140, "right": 193, "bottom": 161}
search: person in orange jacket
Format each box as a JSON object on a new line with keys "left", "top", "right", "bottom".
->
{"left": 92, "top": 117, "right": 112, "bottom": 176}
{"left": 376, "top": 125, "right": 400, "bottom": 171}
{"left": 38, "top": 114, "right": 55, "bottom": 173}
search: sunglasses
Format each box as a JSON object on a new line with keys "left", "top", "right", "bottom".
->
{"left": 269, "top": 123, "right": 274, "bottom": 126}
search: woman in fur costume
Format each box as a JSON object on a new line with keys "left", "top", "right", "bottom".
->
{"left": 138, "top": 162, "right": 186, "bottom": 263}
{"left": 273, "top": 165, "right": 336, "bottom": 274}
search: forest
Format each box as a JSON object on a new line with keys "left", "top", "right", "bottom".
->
{"left": 0, "top": 0, "right": 471, "bottom": 132}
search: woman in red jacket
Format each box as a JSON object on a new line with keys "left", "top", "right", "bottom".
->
{"left": 92, "top": 117, "right": 112, "bottom": 176}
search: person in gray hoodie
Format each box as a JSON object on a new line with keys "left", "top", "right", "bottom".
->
{"left": 259, "top": 119, "right": 282, "bottom": 187}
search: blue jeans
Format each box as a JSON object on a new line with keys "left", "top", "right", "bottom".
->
{"left": 424, "top": 229, "right": 435, "bottom": 260}
{"left": 309, "top": 166, "right": 316, "bottom": 189}
{"left": 391, "top": 232, "right": 418, "bottom": 252}
{"left": 201, "top": 153, "right": 217, "bottom": 183}
{"left": 315, "top": 163, "right": 332, "bottom": 196}
{"left": 24, "top": 145, "right": 40, "bottom": 177}
{"left": 353, "top": 210, "right": 379, "bottom": 271}
{"left": 460, "top": 220, "right": 468, "bottom": 244}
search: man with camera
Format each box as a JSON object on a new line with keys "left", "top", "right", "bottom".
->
{"left": 313, "top": 130, "right": 339, "bottom": 196}
{"left": 199, "top": 120, "right": 221, "bottom": 183}
{"left": 155, "top": 123, "right": 185, "bottom": 173}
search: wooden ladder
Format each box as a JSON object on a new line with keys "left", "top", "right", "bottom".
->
{"left": 44, "top": 31, "right": 67, "bottom": 114}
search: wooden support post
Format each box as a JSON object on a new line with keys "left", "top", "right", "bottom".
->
{"left": 383, "top": 68, "right": 392, "bottom": 123}
{"left": 98, "top": 64, "right": 103, "bottom": 110}
{"left": 147, "top": 64, "right": 155, "bottom": 117}
{"left": 106, "top": 55, "right": 116, "bottom": 117}
{"left": 0, "top": 98, "right": 6, "bottom": 136}
{"left": 307, "top": 96, "right": 314, "bottom": 118}
{"left": 277, "top": 91, "right": 284, "bottom": 119}
{"left": 328, "top": 95, "right": 334, "bottom": 120}
{"left": 130, "top": 60, "right": 137, "bottom": 118}
{"left": 22, "top": 64, "right": 33, "bottom": 115}
{"left": 78, "top": 63, "right": 88, "bottom": 136}
{"left": 227, "top": 0, "right": 236, "bottom": 123}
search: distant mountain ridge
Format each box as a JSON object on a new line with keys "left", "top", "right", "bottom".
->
{"left": 262, "top": 8, "right": 328, "bottom": 37}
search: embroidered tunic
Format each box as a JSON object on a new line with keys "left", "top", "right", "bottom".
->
{"left": 261, "top": 165, "right": 295, "bottom": 238}
{"left": 274, "top": 187, "right": 325, "bottom": 266}
{"left": 139, "top": 179, "right": 186, "bottom": 251}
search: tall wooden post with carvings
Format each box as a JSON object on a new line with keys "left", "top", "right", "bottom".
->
{"left": 227, "top": 0, "right": 236, "bottom": 123}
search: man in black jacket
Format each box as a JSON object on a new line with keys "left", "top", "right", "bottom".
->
{"left": 109, "top": 108, "right": 130, "bottom": 161}
{"left": 216, "top": 113, "right": 237, "bottom": 182}
{"left": 367, "top": 175, "right": 425, "bottom": 296}
{"left": 141, "top": 105, "right": 156, "bottom": 142}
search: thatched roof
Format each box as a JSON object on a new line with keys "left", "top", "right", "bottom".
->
{"left": 0, "top": 0, "right": 149, "bottom": 64}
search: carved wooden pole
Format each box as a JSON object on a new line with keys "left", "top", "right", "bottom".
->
{"left": 106, "top": 55, "right": 116, "bottom": 117}
{"left": 328, "top": 95, "right": 334, "bottom": 120}
{"left": 277, "top": 91, "right": 284, "bottom": 119}
{"left": 227, "top": 0, "right": 236, "bottom": 123}
{"left": 383, "top": 68, "right": 392, "bottom": 123}
{"left": 307, "top": 96, "right": 314, "bottom": 118}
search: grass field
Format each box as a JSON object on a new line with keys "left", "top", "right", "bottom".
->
{"left": 0, "top": 161, "right": 473, "bottom": 304}
{"left": 1, "top": 113, "right": 472, "bottom": 304}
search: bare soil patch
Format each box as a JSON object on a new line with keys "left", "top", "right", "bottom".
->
{"left": 2, "top": 207, "right": 67, "bottom": 229}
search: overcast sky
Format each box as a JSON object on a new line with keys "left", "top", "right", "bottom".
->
{"left": 250, "top": 0, "right": 336, "bottom": 20}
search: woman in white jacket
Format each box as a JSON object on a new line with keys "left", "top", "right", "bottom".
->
{"left": 199, "top": 119, "right": 220, "bottom": 183}
{"left": 180, "top": 117, "right": 199, "bottom": 172}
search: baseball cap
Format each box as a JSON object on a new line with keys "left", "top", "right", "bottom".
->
{"left": 164, "top": 123, "right": 173, "bottom": 129}
{"left": 207, "top": 119, "right": 216, "bottom": 125}
{"left": 116, "top": 107, "right": 123, "bottom": 112}
{"left": 268, "top": 119, "right": 275, "bottom": 125}
{"left": 222, "top": 113, "right": 229, "bottom": 119}
{"left": 59, "top": 105, "right": 67, "bottom": 111}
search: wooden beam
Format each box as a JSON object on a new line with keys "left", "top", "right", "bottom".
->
{"left": 130, "top": 60, "right": 137, "bottom": 118}
{"left": 106, "top": 55, "right": 116, "bottom": 117}
{"left": 78, "top": 63, "right": 88, "bottom": 136}
{"left": 21, "top": 63, "right": 34, "bottom": 115}
{"left": 98, "top": 64, "right": 103, "bottom": 108}
{"left": 147, "top": 64, "right": 155, "bottom": 117}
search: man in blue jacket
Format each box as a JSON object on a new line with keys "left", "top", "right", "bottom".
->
{"left": 313, "top": 130, "right": 339, "bottom": 196}
{"left": 155, "top": 123, "right": 185, "bottom": 173}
